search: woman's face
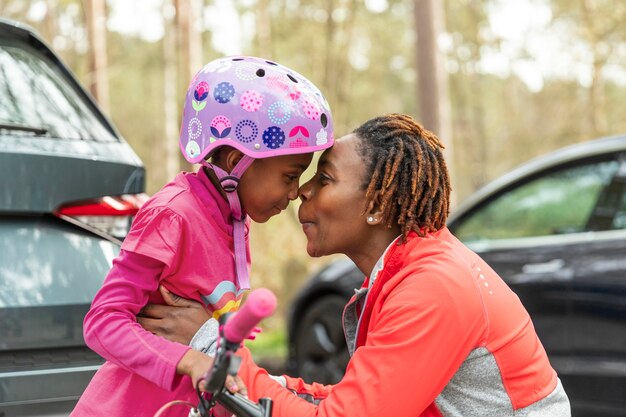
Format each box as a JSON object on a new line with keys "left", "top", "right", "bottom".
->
{"left": 298, "top": 134, "right": 371, "bottom": 257}
{"left": 239, "top": 152, "right": 313, "bottom": 223}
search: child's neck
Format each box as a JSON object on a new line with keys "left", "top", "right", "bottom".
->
{"left": 202, "top": 165, "right": 229, "bottom": 201}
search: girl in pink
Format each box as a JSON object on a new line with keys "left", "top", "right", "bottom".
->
{"left": 70, "top": 56, "right": 334, "bottom": 417}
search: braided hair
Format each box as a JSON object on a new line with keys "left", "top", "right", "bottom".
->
{"left": 354, "top": 113, "right": 451, "bottom": 240}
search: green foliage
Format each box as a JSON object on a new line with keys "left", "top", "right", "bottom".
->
{"left": 247, "top": 327, "right": 288, "bottom": 360}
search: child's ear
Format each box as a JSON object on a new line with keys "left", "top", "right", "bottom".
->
{"left": 364, "top": 191, "right": 385, "bottom": 225}
{"left": 223, "top": 148, "right": 245, "bottom": 173}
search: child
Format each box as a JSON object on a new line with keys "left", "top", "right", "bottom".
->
{"left": 70, "top": 56, "right": 334, "bottom": 417}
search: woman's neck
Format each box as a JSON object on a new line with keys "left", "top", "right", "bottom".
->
{"left": 347, "top": 229, "right": 401, "bottom": 277}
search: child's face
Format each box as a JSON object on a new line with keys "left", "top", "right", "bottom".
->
{"left": 238, "top": 153, "right": 314, "bottom": 223}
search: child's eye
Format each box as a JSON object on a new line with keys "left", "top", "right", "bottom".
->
{"left": 285, "top": 174, "right": 298, "bottom": 183}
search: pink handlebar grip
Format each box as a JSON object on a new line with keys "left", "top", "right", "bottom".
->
{"left": 223, "top": 288, "right": 277, "bottom": 344}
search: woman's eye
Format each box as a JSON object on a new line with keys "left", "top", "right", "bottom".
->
{"left": 317, "top": 172, "right": 330, "bottom": 184}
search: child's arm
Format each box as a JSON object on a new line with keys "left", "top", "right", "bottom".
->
{"left": 83, "top": 249, "right": 191, "bottom": 390}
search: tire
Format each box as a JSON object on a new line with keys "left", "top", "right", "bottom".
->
{"left": 293, "top": 294, "right": 350, "bottom": 384}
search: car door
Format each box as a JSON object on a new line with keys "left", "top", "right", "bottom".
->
{"left": 0, "top": 216, "right": 114, "bottom": 417}
{"left": 563, "top": 155, "right": 626, "bottom": 415}
{"left": 448, "top": 155, "right": 624, "bottom": 416}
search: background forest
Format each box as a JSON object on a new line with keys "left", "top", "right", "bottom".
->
{"left": 2, "top": 0, "right": 626, "bottom": 355}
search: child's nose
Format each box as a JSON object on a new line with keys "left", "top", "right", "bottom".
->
{"left": 287, "top": 183, "right": 299, "bottom": 201}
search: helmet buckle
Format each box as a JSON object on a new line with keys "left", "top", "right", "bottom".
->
{"left": 220, "top": 175, "right": 240, "bottom": 193}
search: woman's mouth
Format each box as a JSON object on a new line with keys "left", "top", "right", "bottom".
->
{"left": 298, "top": 217, "right": 315, "bottom": 231}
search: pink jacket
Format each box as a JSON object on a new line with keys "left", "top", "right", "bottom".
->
{"left": 71, "top": 170, "right": 250, "bottom": 417}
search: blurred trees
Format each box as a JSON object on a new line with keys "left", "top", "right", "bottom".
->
{"left": 443, "top": 0, "right": 626, "bottom": 196}
{"left": 549, "top": 0, "right": 626, "bottom": 137}
{"left": 2, "top": 0, "right": 626, "bottom": 310}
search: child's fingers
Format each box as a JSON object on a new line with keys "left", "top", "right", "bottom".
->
{"left": 225, "top": 375, "right": 248, "bottom": 397}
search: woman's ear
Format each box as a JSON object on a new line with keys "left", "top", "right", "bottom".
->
{"left": 365, "top": 191, "right": 385, "bottom": 225}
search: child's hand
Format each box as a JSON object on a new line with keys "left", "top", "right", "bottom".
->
{"left": 176, "top": 349, "right": 214, "bottom": 389}
{"left": 225, "top": 374, "right": 248, "bottom": 397}
{"left": 176, "top": 349, "right": 248, "bottom": 396}
{"left": 137, "top": 286, "right": 210, "bottom": 345}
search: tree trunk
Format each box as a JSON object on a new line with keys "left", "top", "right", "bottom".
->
{"left": 162, "top": 0, "right": 180, "bottom": 184}
{"left": 85, "top": 0, "right": 109, "bottom": 113}
{"left": 589, "top": 55, "right": 608, "bottom": 136}
{"left": 414, "top": 0, "right": 455, "bottom": 205}
{"left": 175, "top": 0, "right": 203, "bottom": 88}
{"left": 41, "top": 0, "right": 59, "bottom": 45}
{"left": 175, "top": 0, "right": 202, "bottom": 172}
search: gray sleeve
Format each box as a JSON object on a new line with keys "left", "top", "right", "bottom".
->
{"left": 189, "top": 317, "right": 219, "bottom": 357}
{"left": 269, "top": 375, "right": 287, "bottom": 387}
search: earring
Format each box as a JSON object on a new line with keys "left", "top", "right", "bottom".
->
{"left": 367, "top": 216, "right": 374, "bottom": 222}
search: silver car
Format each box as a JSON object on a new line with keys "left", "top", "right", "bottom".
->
{"left": 0, "top": 18, "right": 145, "bottom": 417}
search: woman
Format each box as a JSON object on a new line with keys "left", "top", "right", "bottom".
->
{"left": 139, "top": 113, "right": 571, "bottom": 416}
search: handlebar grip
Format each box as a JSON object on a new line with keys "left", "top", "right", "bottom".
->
{"left": 223, "top": 288, "right": 277, "bottom": 345}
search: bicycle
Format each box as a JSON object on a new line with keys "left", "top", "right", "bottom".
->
{"left": 154, "top": 288, "right": 277, "bottom": 417}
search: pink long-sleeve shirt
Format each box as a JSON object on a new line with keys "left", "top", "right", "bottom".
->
{"left": 71, "top": 169, "right": 250, "bottom": 417}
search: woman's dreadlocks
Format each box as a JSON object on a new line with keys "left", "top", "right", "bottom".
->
{"left": 354, "top": 113, "right": 451, "bottom": 240}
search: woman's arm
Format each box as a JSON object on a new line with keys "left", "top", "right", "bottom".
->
{"left": 138, "top": 285, "right": 212, "bottom": 344}
{"left": 139, "top": 290, "right": 334, "bottom": 400}
{"left": 235, "top": 275, "right": 475, "bottom": 417}
{"left": 136, "top": 278, "right": 453, "bottom": 417}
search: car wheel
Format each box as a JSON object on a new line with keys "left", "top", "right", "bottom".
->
{"left": 293, "top": 294, "right": 350, "bottom": 384}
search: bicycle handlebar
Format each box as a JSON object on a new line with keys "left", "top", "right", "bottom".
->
{"left": 197, "top": 288, "right": 277, "bottom": 417}
{"left": 223, "top": 288, "right": 277, "bottom": 345}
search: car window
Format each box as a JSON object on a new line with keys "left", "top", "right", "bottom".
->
{"left": 0, "top": 217, "right": 118, "bottom": 308}
{"left": 0, "top": 40, "right": 116, "bottom": 142}
{"left": 454, "top": 160, "right": 620, "bottom": 241}
{"left": 614, "top": 181, "right": 626, "bottom": 230}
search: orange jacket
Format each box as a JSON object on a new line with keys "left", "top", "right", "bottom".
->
{"left": 238, "top": 228, "right": 570, "bottom": 416}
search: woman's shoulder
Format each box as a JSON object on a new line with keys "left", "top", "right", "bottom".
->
{"left": 382, "top": 230, "right": 486, "bottom": 299}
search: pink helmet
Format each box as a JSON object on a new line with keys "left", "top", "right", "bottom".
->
{"left": 180, "top": 56, "right": 334, "bottom": 163}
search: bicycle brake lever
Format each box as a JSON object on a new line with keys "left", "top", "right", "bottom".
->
{"left": 203, "top": 350, "right": 231, "bottom": 394}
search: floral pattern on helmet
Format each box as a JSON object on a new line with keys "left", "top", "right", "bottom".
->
{"left": 180, "top": 56, "right": 334, "bottom": 162}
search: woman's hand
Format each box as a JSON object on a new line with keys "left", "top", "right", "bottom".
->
{"left": 138, "top": 285, "right": 210, "bottom": 345}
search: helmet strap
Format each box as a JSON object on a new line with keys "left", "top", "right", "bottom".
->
{"left": 202, "top": 155, "right": 255, "bottom": 290}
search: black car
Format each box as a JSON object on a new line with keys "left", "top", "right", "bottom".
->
{"left": 0, "top": 19, "right": 145, "bottom": 417}
{"left": 287, "top": 134, "right": 626, "bottom": 417}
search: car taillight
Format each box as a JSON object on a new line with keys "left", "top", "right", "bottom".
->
{"left": 54, "top": 193, "right": 149, "bottom": 240}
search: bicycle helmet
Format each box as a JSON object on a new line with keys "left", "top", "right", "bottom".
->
{"left": 180, "top": 56, "right": 334, "bottom": 163}
{"left": 179, "top": 56, "right": 334, "bottom": 290}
